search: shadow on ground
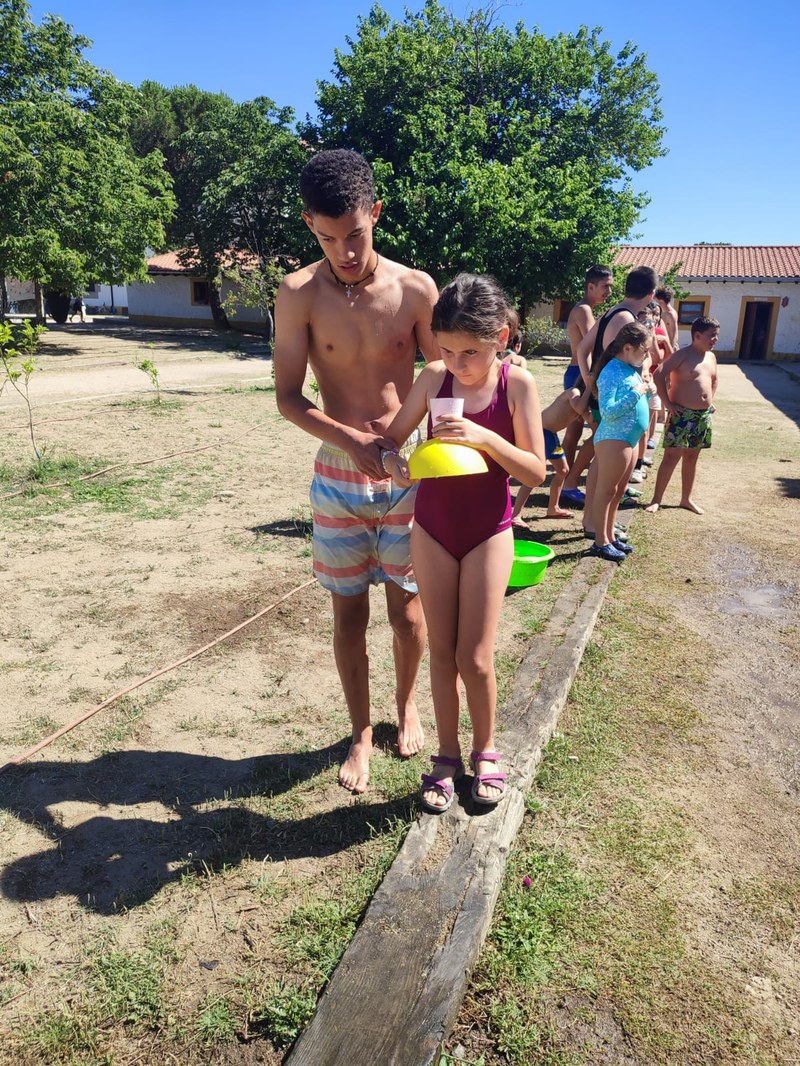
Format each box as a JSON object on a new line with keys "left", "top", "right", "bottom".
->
{"left": 0, "top": 744, "right": 412, "bottom": 914}
{"left": 38, "top": 321, "right": 271, "bottom": 360}
{"left": 739, "top": 362, "right": 800, "bottom": 429}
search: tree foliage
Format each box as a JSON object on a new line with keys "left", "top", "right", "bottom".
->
{"left": 130, "top": 83, "right": 309, "bottom": 329}
{"left": 304, "top": 1, "right": 666, "bottom": 306}
{"left": 0, "top": 0, "right": 175, "bottom": 300}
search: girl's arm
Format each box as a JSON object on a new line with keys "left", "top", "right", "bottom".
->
{"left": 434, "top": 367, "right": 546, "bottom": 486}
{"left": 383, "top": 363, "right": 442, "bottom": 448}
{"left": 381, "top": 362, "right": 444, "bottom": 484}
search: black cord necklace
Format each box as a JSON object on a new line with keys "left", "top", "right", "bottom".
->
{"left": 328, "top": 254, "right": 378, "bottom": 298}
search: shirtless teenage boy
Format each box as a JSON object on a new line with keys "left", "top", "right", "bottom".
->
{"left": 644, "top": 316, "right": 719, "bottom": 515}
{"left": 561, "top": 266, "right": 614, "bottom": 469}
{"left": 274, "top": 149, "right": 439, "bottom": 793}
{"left": 655, "top": 287, "right": 680, "bottom": 352}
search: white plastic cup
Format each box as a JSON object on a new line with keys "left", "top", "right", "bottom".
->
{"left": 430, "top": 397, "right": 464, "bottom": 424}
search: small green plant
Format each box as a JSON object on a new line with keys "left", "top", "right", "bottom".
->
{"left": 135, "top": 356, "right": 161, "bottom": 403}
{"left": 250, "top": 980, "right": 317, "bottom": 1048}
{"left": 0, "top": 320, "right": 46, "bottom": 468}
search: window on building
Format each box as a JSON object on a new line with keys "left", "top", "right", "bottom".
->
{"left": 677, "top": 297, "right": 710, "bottom": 325}
{"left": 191, "top": 280, "right": 210, "bottom": 306}
{"left": 553, "top": 299, "right": 575, "bottom": 326}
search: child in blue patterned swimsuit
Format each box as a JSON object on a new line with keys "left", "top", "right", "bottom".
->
{"left": 587, "top": 322, "right": 652, "bottom": 562}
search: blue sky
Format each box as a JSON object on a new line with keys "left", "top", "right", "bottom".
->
{"left": 28, "top": 0, "right": 800, "bottom": 246}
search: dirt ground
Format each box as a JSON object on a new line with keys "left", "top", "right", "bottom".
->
{"left": 0, "top": 322, "right": 579, "bottom": 1063}
{"left": 1, "top": 323, "right": 799, "bottom": 1064}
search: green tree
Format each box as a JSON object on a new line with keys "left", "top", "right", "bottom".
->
{"left": 305, "top": 1, "right": 665, "bottom": 310}
{"left": 0, "top": 0, "right": 175, "bottom": 321}
{"left": 131, "top": 86, "right": 308, "bottom": 333}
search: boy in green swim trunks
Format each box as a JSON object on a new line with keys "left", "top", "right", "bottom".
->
{"left": 644, "top": 316, "right": 719, "bottom": 515}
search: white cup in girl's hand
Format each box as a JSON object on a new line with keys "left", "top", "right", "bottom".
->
{"left": 430, "top": 397, "right": 464, "bottom": 424}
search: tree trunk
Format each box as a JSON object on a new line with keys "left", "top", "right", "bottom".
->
{"left": 264, "top": 306, "right": 274, "bottom": 346}
{"left": 34, "top": 282, "right": 47, "bottom": 325}
{"left": 0, "top": 275, "right": 7, "bottom": 322}
{"left": 209, "top": 283, "right": 229, "bottom": 330}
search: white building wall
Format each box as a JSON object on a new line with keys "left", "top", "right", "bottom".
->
{"left": 677, "top": 281, "right": 799, "bottom": 356}
{"left": 83, "top": 283, "right": 128, "bottom": 314}
{"left": 128, "top": 274, "right": 265, "bottom": 326}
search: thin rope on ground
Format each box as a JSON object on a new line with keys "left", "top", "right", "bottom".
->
{"left": 0, "top": 578, "right": 317, "bottom": 774}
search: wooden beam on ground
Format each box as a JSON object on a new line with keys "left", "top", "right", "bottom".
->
{"left": 285, "top": 557, "right": 615, "bottom": 1066}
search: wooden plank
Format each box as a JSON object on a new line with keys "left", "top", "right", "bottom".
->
{"left": 285, "top": 557, "right": 615, "bottom": 1066}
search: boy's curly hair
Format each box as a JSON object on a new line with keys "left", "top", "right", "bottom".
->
{"left": 300, "top": 149, "right": 375, "bottom": 217}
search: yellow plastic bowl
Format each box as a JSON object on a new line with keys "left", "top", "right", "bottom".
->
{"left": 406, "top": 439, "right": 489, "bottom": 479}
{"left": 508, "top": 540, "right": 555, "bottom": 587}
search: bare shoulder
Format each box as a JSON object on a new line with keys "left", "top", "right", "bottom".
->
{"left": 379, "top": 256, "right": 437, "bottom": 300}
{"left": 568, "top": 302, "right": 594, "bottom": 332}
{"left": 278, "top": 260, "right": 322, "bottom": 299}
{"left": 507, "top": 363, "right": 538, "bottom": 395}
{"left": 662, "top": 344, "right": 690, "bottom": 371}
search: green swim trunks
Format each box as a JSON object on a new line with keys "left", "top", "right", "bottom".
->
{"left": 663, "top": 405, "right": 714, "bottom": 450}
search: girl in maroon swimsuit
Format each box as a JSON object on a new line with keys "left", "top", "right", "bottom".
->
{"left": 384, "top": 275, "right": 546, "bottom": 812}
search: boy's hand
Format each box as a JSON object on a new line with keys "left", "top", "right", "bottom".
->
{"left": 344, "top": 431, "right": 387, "bottom": 479}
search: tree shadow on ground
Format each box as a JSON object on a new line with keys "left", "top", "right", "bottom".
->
{"left": 38, "top": 322, "right": 272, "bottom": 360}
{"left": 739, "top": 362, "right": 800, "bottom": 429}
{"left": 776, "top": 477, "right": 800, "bottom": 499}
{"left": 0, "top": 744, "right": 412, "bottom": 915}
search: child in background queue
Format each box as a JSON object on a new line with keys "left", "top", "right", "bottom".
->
{"left": 382, "top": 274, "right": 546, "bottom": 812}
{"left": 511, "top": 383, "right": 591, "bottom": 525}
{"left": 581, "top": 321, "right": 652, "bottom": 562}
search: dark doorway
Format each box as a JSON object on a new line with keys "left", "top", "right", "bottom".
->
{"left": 739, "top": 301, "right": 773, "bottom": 360}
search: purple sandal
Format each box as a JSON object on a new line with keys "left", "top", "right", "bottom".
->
{"left": 470, "top": 750, "right": 508, "bottom": 806}
{"left": 420, "top": 755, "right": 465, "bottom": 814}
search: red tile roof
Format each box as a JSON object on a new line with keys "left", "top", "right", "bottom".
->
{"left": 146, "top": 249, "right": 259, "bottom": 274}
{"left": 613, "top": 246, "right": 800, "bottom": 280}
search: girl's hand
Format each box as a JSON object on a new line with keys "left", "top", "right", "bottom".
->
{"left": 431, "top": 415, "right": 488, "bottom": 448}
{"left": 381, "top": 450, "right": 415, "bottom": 488}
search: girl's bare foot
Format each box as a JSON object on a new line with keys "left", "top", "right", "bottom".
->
{"left": 546, "top": 507, "right": 573, "bottom": 519}
{"left": 680, "top": 499, "right": 704, "bottom": 514}
{"left": 397, "top": 702, "right": 425, "bottom": 757}
{"left": 339, "top": 735, "right": 372, "bottom": 793}
{"left": 644, "top": 501, "right": 660, "bottom": 513}
{"left": 511, "top": 515, "right": 528, "bottom": 528}
{"left": 422, "top": 758, "right": 458, "bottom": 808}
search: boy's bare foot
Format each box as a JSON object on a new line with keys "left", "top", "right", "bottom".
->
{"left": 511, "top": 515, "right": 528, "bottom": 528}
{"left": 397, "top": 702, "right": 425, "bottom": 757}
{"left": 339, "top": 735, "right": 372, "bottom": 793}
{"left": 546, "top": 507, "right": 573, "bottom": 519}
{"left": 680, "top": 499, "right": 704, "bottom": 514}
{"left": 644, "top": 502, "right": 661, "bottom": 513}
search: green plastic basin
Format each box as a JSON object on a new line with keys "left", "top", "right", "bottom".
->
{"left": 508, "top": 539, "right": 555, "bottom": 587}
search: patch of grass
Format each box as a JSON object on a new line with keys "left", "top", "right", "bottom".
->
{"left": 196, "top": 994, "right": 237, "bottom": 1045}
{"left": 90, "top": 945, "right": 165, "bottom": 1028}
{"left": 248, "top": 979, "right": 317, "bottom": 1049}
{"left": 6, "top": 712, "right": 60, "bottom": 746}
{"left": 221, "top": 383, "right": 274, "bottom": 394}
{"left": 0, "top": 452, "right": 108, "bottom": 491}
{"left": 21, "top": 1008, "right": 106, "bottom": 1064}
{"left": 729, "top": 874, "right": 800, "bottom": 944}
